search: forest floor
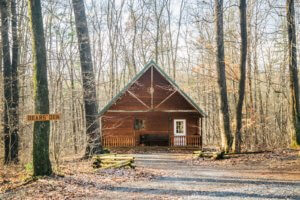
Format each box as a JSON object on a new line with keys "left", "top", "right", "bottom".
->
{"left": 0, "top": 149, "right": 299, "bottom": 199}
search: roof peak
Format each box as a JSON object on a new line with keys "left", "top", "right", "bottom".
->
{"left": 99, "top": 60, "right": 207, "bottom": 117}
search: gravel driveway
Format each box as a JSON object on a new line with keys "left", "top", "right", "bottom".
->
{"left": 1, "top": 152, "right": 299, "bottom": 199}
{"left": 101, "top": 153, "right": 300, "bottom": 200}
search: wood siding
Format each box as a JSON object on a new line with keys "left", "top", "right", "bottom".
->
{"left": 102, "top": 112, "right": 201, "bottom": 146}
{"left": 109, "top": 67, "right": 195, "bottom": 111}
{"left": 101, "top": 65, "right": 203, "bottom": 147}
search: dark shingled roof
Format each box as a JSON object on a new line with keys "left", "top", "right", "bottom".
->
{"left": 99, "top": 60, "right": 207, "bottom": 117}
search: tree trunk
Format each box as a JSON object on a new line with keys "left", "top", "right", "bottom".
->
{"left": 286, "top": 0, "right": 300, "bottom": 146}
{"left": 214, "top": 0, "right": 232, "bottom": 152}
{"left": 28, "top": 0, "right": 52, "bottom": 176}
{"left": 233, "top": 0, "right": 247, "bottom": 153}
{"left": 130, "top": 5, "right": 137, "bottom": 75}
{"left": 10, "top": 0, "right": 19, "bottom": 163}
{"left": 0, "top": 0, "right": 13, "bottom": 164}
{"left": 72, "top": 0, "right": 102, "bottom": 157}
{"left": 1, "top": 0, "right": 19, "bottom": 164}
{"left": 71, "top": 62, "right": 78, "bottom": 154}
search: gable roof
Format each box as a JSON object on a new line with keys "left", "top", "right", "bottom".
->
{"left": 99, "top": 60, "right": 207, "bottom": 117}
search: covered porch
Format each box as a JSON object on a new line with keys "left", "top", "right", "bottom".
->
{"left": 102, "top": 135, "right": 202, "bottom": 148}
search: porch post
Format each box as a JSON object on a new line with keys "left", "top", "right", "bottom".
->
{"left": 100, "top": 116, "right": 103, "bottom": 146}
{"left": 201, "top": 118, "right": 204, "bottom": 149}
{"left": 199, "top": 117, "right": 203, "bottom": 150}
{"left": 168, "top": 114, "right": 171, "bottom": 147}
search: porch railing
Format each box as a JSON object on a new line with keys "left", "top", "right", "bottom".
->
{"left": 102, "top": 136, "right": 135, "bottom": 147}
{"left": 102, "top": 135, "right": 201, "bottom": 147}
{"left": 169, "top": 135, "right": 201, "bottom": 147}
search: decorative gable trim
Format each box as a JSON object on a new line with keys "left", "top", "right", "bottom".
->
{"left": 99, "top": 60, "right": 207, "bottom": 117}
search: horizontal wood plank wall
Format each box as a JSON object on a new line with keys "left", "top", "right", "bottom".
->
{"left": 102, "top": 112, "right": 201, "bottom": 146}
{"left": 101, "top": 66, "right": 203, "bottom": 147}
{"left": 109, "top": 68, "right": 151, "bottom": 111}
{"left": 109, "top": 67, "right": 196, "bottom": 111}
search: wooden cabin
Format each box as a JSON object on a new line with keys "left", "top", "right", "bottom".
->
{"left": 99, "top": 61, "right": 206, "bottom": 148}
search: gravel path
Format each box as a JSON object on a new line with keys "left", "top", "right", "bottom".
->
{"left": 1, "top": 153, "right": 299, "bottom": 199}
{"left": 100, "top": 153, "right": 300, "bottom": 200}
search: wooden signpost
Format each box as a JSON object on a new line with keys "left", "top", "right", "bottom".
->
{"left": 27, "top": 114, "right": 60, "bottom": 122}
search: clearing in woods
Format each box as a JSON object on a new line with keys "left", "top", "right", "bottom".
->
{"left": 1, "top": 150, "right": 300, "bottom": 199}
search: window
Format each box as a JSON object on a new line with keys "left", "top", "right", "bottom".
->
{"left": 176, "top": 121, "right": 184, "bottom": 134}
{"left": 174, "top": 119, "right": 186, "bottom": 136}
{"left": 134, "top": 119, "right": 145, "bottom": 130}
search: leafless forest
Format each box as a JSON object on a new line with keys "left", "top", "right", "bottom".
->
{"left": 0, "top": 0, "right": 300, "bottom": 199}
{"left": 0, "top": 0, "right": 299, "bottom": 171}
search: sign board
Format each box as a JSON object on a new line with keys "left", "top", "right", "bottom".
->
{"left": 27, "top": 114, "right": 60, "bottom": 121}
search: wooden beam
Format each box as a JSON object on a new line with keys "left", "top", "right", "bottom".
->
{"left": 106, "top": 110, "right": 198, "bottom": 113}
{"left": 155, "top": 90, "right": 177, "bottom": 109}
{"left": 107, "top": 110, "right": 150, "bottom": 113}
{"left": 160, "top": 110, "right": 198, "bottom": 112}
{"left": 127, "top": 90, "right": 150, "bottom": 109}
{"left": 151, "top": 66, "right": 154, "bottom": 109}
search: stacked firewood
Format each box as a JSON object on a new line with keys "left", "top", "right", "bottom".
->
{"left": 93, "top": 154, "right": 135, "bottom": 169}
{"left": 193, "top": 151, "right": 226, "bottom": 160}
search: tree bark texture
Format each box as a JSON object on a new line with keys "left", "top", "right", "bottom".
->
{"left": 28, "top": 0, "right": 52, "bottom": 176}
{"left": 0, "top": 0, "right": 19, "bottom": 164}
{"left": 1, "top": 0, "right": 12, "bottom": 164}
{"left": 72, "top": 0, "right": 102, "bottom": 157}
{"left": 214, "top": 0, "right": 232, "bottom": 152}
{"left": 11, "top": 0, "right": 19, "bottom": 163}
{"left": 286, "top": 0, "right": 300, "bottom": 146}
{"left": 233, "top": 0, "right": 247, "bottom": 153}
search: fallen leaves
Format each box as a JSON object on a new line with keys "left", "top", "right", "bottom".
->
{"left": 189, "top": 149, "right": 300, "bottom": 180}
{"left": 1, "top": 149, "right": 299, "bottom": 199}
{"left": 0, "top": 155, "right": 161, "bottom": 199}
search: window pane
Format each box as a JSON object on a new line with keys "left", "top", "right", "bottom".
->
{"left": 176, "top": 121, "right": 183, "bottom": 133}
{"left": 134, "top": 119, "right": 145, "bottom": 130}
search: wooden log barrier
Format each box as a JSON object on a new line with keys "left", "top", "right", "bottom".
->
{"left": 93, "top": 154, "right": 135, "bottom": 169}
{"left": 193, "top": 151, "right": 226, "bottom": 160}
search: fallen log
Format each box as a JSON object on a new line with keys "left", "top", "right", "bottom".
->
{"left": 101, "top": 160, "right": 134, "bottom": 169}
{"left": 92, "top": 154, "right": 135, "bottom": 169}
{"left": 97, "top": 156, "right": 134, "bottom": 160}
{"left": 212, "top": 151, "right": 225, "bottom": 160}
{"left": 99, "top": 159, "right": 134, "bottom": 164}
{"left": 193, "top": 151, "right": 226, "bottom": 160}
{"left": 193, "top": 151, "right": 213, "bottom": 158}
{"left": 96, "top": 153, "right": 117, "bottom": 158}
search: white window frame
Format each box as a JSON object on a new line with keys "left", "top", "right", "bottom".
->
{"left": 174, "top": 119, "right": 186, "bottom": 136}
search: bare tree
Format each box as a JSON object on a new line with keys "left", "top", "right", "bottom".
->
{"left": 233, "top": 0, "right": 247, "bottom": 153}
{"left": 286, "top": 0, "right": 300, "bottom": 147}
{"left": 72, "top": 0, "right": 102, "bottom": 156}
{"left": 11, "top": 0, "right": 19, "bottom": 163}
{"left": 0, "top": 0, "right": 297, "bottom": 164}
{"left": 28, "top": 0, "right": 52, "bottom": 176}
{"left": 128, "top": 0, "right": 138, "bottom": 75}
{"left": 1, "top": 0, "right": 19, "bottom": 164}
{"left": 1, "top": 0, "right": 13, "bottom": 164}
{"left": 166, "top": 0, "right": 185, "bottom": 80}
{"left": 214, "top": 0, "right": 232, "bottom": 152}
{"left": 154, "top": 0, "right": 166, "bottom": 63}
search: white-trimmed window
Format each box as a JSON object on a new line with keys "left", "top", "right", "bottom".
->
{"left": 174, "top": 119, "right": 186, "bottom": 136}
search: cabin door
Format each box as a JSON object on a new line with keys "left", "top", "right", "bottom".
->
{"left": 174, "top": 119, "right": 186, "bottom": 146}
